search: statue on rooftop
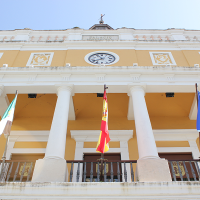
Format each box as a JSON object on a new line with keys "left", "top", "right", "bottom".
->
{"left": 99, "top": 14, "right": 105, "bottom": 24}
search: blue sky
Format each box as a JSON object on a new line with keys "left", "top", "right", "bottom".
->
{"left": 0, "top": 0, "right": 199, "bottom": 30}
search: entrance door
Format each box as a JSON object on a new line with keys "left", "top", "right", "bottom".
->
{"left": 83, "top": 153, "right": 121, "bottom": 182}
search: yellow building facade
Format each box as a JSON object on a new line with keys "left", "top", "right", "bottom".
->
{"left": 0, "top": 23, "right": 200, "bottom": 199}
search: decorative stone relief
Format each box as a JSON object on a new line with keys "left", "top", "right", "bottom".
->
{"left": 61, "top": 74, "right": 71, "bottom": 81}
{"left": 82, "top": 35, "right": 119, "bottom": 41}
{"left": 26, "top": 52, "right": 54, "bottom": 66}
{"left": 28, "top": 75, "right": 37, "bottom": 82}
{"left": 130, "top": 74, "right": 141, "bottom": 82}
{"left": 95, "top": 74, "right": 106, "bottom": 82}
{"left": 149, "top": 52, "right": 176, "bottom": 66}
{"left": 164, "top": 74, "right": 175, "bottom": 82}
{"left": 0, "top": 74, "right": 4, "bottom": 81}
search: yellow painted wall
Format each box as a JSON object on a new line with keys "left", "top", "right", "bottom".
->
{"left": 84, "top": 142, "right": 120, "bottom": 148}
{"left": 7, "top": 94, "right": 57, "bottom": 130}
{"left": 65, "top": 49, "right": 138, "bottom": 66}
{"left": 156, "top": 141, "right": 190, "bottom": 147}
{"left": 136, "top": 50, "right": 189, "bottom": 66}
{"left": 11, "top": 154, "right": 44, "bottom": 161}
{"left": 182, "top": 51, "right": 200, "bottom": 67}
{"left": 0, "top": 50, "right": 19, "bottom": 67}
{"left": 150, "top": 117, "right": 196, "bottom": 129}
{"left": 0, "top": 134, "right": 6, "bottom": 159}
{"left": 1, "top": 49, "right": 200, "bottom": 67}
{"left": 11, "top": 50, "right": 67, "bottom": 67}
{"left": 145, "top": 93, "right": 195, "bottom": 117}
{"left": 14, "top": 142, "right": 47, "bottom": 148}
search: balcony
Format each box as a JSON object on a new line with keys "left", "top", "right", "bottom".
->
{"left": 0, "top": 159, "right": 200, "bottom": 199}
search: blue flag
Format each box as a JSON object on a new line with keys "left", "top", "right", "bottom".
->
{"left": 197, "top": 91, "right": 200, "bottom": 131}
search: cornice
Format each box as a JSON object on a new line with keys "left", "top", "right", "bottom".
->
{"left": 71, "top": 130, "right": 133, "bottom": 142}
{"left": 153, "top": 129, "right": 199, "bottom": 141}
{"left": 0, "top": 65, "right": 200, "bottom": 75}
{"left": 1, "top": 40, "right": 200, "bottom": 51}
{"left": 9, "top": 131, "right": 49, "bottom": 142}
{"left": 0, "top": 66, "right": 199, "bottom": 94}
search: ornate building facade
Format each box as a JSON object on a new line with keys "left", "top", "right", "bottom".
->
{"left": 0, "top": 22, "right": 200, "bottom": 199}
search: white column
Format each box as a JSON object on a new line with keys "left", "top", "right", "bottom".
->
{"left": 45, "top": 85, "right": 72, "bottom": 159}
{"left": 129, "top": 85, "right": 172, "bottom": 182}
{"left": 32, "top": 85, "right": 73, "bottom": 182}
{"left": 130, "top": 86, "right": 158, "bottom": 160}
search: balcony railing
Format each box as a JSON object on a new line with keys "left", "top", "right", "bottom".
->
{"left": 0, "top": 160, "right": 35, "bottom": 182}
{"left": 66, "top": 160, "right": 137, "bottom": 182}
{"left": 0, "top": 159, "right": 200, "bottom": 182}
{"left": 168, "top": 160, "right": 200, "bottom": 181}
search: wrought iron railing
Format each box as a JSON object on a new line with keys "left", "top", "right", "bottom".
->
{"left": 0, "top": 160, "right": 35, "bottom": 182}
{"left": 66, "top": 160, "right": 137, "bottom": 182}
{"left": 0, "top": 159, "right": 200, "bottom": 182}
{"left": 168, "top": 160, "right": 200, "bottom": 181}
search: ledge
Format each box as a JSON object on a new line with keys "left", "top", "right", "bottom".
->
{"left": 0, "top": 65, "right": 200, "bottom": 74}
{"left": 0, "top": 182, "right": 200, "bottom": 199}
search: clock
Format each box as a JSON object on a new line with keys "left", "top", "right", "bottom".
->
{"left": 89, "top": 53, "right": 115, "bottom": 65}
{"left": 85, "top": 51, "right": 119, "bottom": 65}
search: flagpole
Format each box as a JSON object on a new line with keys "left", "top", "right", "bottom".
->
{"left": 0, "top": 90, "right": 18, "bottom": 181}
{"left": 195, "top": 83, "right": 200, "bottom": 157}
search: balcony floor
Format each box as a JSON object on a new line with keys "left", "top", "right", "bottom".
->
{"left": 0, "top": 181, "right": 200, "bottom": 199}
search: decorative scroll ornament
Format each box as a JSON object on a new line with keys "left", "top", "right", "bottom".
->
{"left": 153, "top": 53, "right": 173, "bottom": 65}
{"left": 172, "top": 161, "right": 185, "bottom": 176}
{"left": 19, "top": 163, "right": 32, "bottom": 176}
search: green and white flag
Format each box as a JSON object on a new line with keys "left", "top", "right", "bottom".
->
{"left": 0, "top": 92, "right": 18, "bottom": 136}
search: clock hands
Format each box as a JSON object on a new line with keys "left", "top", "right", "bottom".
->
{"left": 89, "top": 53, "right": 115, "bottom": 64}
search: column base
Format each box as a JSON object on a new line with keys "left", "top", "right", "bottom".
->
{"left": 136, "top": 158, "right": 172, "bottom": 182}
{"left": 32, "top": 158, "right": 67, "bottom": 182}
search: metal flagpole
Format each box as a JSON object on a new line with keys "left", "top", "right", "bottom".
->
{"left": 195, "top": 83, "right": 200, "bottom": 158}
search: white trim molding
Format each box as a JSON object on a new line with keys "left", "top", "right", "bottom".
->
{"left": 153, "top": 129, "right": 199, "bottom": 159}
{"left": 6, "top": 131, "right": 49, "bottom": 159}
{"left": 71, "top": 130, "right": 133, "bottom": 142}
{"left": 149, "top": 52, "right": 176, "bottom": 66}
{"left": 153, "top": 129, "right": 198, "bottom": 141}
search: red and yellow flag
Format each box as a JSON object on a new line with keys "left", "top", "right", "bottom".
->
{"left": 96, "top": 90, "right": 110, "bottom": 153}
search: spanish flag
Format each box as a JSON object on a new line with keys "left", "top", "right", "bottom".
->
{"left": 96, "top": 90, "right": 110, "bottom": 153}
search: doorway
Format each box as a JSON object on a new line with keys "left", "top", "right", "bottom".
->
{"left": 83, "top": 153, "right": 121, "bottom": 182}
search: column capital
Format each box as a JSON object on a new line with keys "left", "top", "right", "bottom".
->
{"left": 55, "top": 84, "right": 74, "bottom": 96}
{"left": 128, "top": 84, "right": 146, "bottom": 96}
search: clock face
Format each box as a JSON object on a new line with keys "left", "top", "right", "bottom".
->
{"left": 88, "top": 53, "right": 116, "bottom": 65}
